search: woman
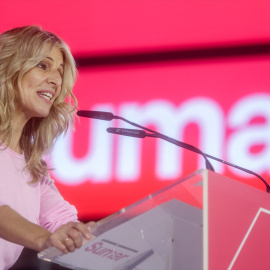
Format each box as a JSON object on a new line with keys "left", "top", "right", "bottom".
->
{"left": 0, "top": 25, "right": 95, "bottom": 269}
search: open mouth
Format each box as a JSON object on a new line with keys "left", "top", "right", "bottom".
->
{"left": 37, "top": 91, "right": 54, "bottom": 101}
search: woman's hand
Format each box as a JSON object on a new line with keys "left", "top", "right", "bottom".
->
{"left": 42, "top": 221, "right": 96, "bottom": 254}
{"left": 0, "top": 205, "right": 95, "bottom": 254}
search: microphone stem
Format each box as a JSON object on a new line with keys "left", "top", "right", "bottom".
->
{"left": 115, "top": 116, "right": 215, "bottom": 171}
{"left": 203, "top": 153, "right": 270, "bottom": 192}
{"left": 115, "top": 116, "right": 270, "bottom": 193}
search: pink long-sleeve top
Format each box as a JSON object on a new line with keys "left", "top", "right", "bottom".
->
{"left": 0, "top": 146, "right": 78, "bottom": 269}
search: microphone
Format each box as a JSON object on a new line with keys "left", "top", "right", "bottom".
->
{"left": 77, "top": 110, "right": 270, "bottom": 193}
{"left": 107, "top": 128, "right": 149, "bottom": 138}
{"left": 77, "top": 110, "right": 214, "bottom": 171}
{"left": 106, "top": 127, "right": 214, "bottom": 170}
{"left": 77, "top": 110, "right": 114, "bottom": 121}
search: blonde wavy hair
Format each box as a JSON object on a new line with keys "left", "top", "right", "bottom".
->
{"left": 0, "top": 25, "right": 78, "bottom": 182}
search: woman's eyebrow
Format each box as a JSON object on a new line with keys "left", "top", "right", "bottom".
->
{"left": 46, "top": 56, "right": 64, "bottom": 68}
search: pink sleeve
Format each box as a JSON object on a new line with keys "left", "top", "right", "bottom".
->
{"left": 39, "top": 176, "right": 78, "bottom": 233}
{"left": 0, "top": 199, "right": 5, "bottom": 207}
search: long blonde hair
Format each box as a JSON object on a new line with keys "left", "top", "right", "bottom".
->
{"left": 0, "top": 25, "right": 78, "bottom": 182}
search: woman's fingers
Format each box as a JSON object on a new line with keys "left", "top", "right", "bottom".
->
{"left": 63, "top": 236, "right": 76, "bottom": 252}
{"left": 67, "top": 225, "right": 84, "bottom": 248}
{"left": 86, "top": 221, "right": 97, "bottom": 232}
{"left": 46, "top": 221, "right": 96, "bottom": 253}
{"left": 46, "top": 232, "right": 70, "bottom": 254}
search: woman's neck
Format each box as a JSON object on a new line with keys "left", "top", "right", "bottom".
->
{"left": 0, "top": 135, "right": 23, "bottom": 154}
{"left": 8, "top": 118, "right": 25, "bottom": 154}
{"left": 9, "top": 141, "right": 23, "bottom": 154}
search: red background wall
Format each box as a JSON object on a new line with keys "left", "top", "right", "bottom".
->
{"left": 2, "top": 0, "right": 270, "bottom": 221}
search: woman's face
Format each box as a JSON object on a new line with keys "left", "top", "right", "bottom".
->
{"left": 18, "top": 45, "right": 64, "bottom": 120}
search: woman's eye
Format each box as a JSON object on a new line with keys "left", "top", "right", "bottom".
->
{"left": 37, "top": 62, "right": 48, "bottom": 70}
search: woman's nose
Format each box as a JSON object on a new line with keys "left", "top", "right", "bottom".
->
{"left": 47, "top": 70, "right": 62, "bottom": 88}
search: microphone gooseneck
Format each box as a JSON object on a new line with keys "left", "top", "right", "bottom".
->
{"left": 77, "top": 110, "right": 214, "bottom": 171}
{"left": 77, "top": 110, "right": 270, "bottom": 193}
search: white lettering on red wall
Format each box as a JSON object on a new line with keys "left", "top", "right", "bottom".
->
{"left": 227, "top": 93, "right": 270, "bottom": 176}
{"left": 50, "top": 93, "right": 270, "bottom": 185}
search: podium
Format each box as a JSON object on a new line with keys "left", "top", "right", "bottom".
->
{"left": 38, "top": 170, "right": 270, "bottom": 269}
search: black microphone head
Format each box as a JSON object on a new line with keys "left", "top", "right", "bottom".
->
{"left": 107, "top": 127, "right": 146, "bottom": 138}
{"left": 77, "top": 110, "right": 114, "bottom": 121}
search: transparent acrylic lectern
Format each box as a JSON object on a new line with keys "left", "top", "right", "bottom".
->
{"left": 38, "top": 169, "right": 270, "bottom": 270}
